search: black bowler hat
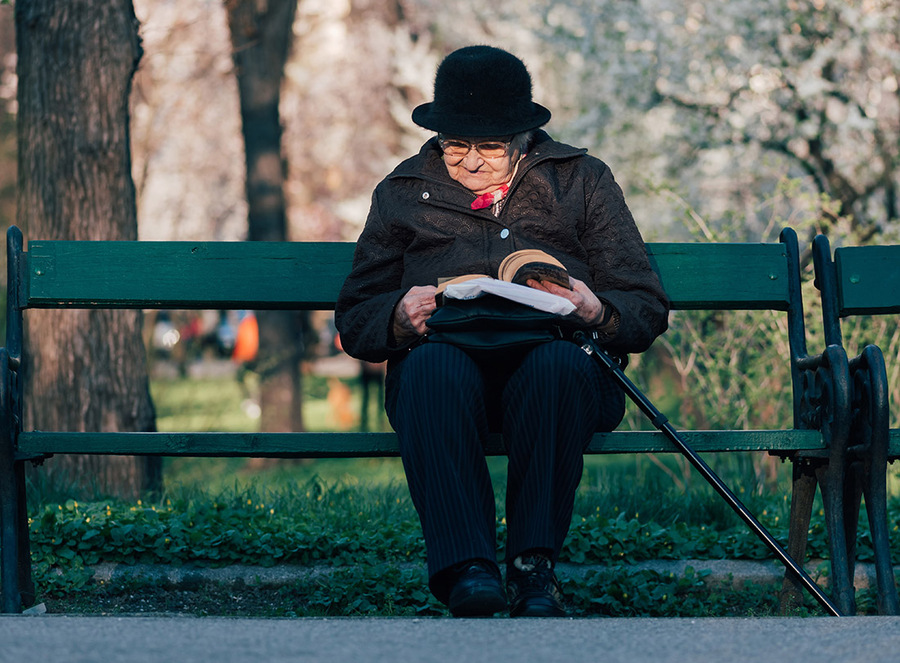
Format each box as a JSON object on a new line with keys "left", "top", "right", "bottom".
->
{"left": 412, "top": 45, "right": 551, "bottom": 137}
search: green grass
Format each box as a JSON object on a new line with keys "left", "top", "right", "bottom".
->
{"left": 151, "top": 370, "right": 391, "bottom": 435}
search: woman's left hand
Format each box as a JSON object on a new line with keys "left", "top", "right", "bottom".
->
{"left": 527, "top": 277, "right": 605, "bottom": 326}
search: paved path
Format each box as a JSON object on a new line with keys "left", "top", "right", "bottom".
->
{"left": 2, "top": 615, "right": 899, "bottom": 663}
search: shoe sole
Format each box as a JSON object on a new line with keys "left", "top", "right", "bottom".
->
{"left": 509, "top": 596, "right": 567, "bottom": 618}
{"left": 449, "top": 586, "right": 508, "bottom": 617}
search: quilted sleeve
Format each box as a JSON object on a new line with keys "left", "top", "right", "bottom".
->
{"left": 580, "top": 162, "right": 670, "bottom": 354}
{"left": 334, "top": 186, "right": 411, "bottom": 363}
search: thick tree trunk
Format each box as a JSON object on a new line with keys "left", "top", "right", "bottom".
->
{"left": 225, "top": 0, "right": 304, "bottom": 435}
{"left": 15, "top": 0, "right": 159, "bottom": 498}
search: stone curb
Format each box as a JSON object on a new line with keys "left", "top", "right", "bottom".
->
{"left": 84, "top": 559, "right": 891, "bottom": 591}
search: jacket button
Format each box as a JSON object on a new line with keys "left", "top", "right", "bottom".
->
{"left": 500, "top": 228, "right": 510, "bottom": 239}
{"left": 421, "top": 191, "right": 430, "bottom": 200}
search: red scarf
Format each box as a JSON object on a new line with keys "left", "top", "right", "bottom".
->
{"left": 470, "top": 184, "right": 509, "bottom": 210}
{"left": 468, "top": 157, "right": 523, "bottom": 211}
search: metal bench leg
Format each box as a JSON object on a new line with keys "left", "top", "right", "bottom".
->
{"left": 15, "top": 462, "right": 34, "bottom": 608}
{"left": 0, "top": 348, "right": 21, "bottom": 613}
{"left": 842, "top": 460, "right": 863, "bottom": 588}
{"left": 790, "top": 344, "right": 853, "bottom": 614}
{"left": 817, "top": 459, "right": 856, "bottom": 615}
{"left": 0, "top": 439, "right": 21, "bottom": 613}
{"left": 852, "top": 346, "right": 900, "bottom": 614}
{"left": 779, "top": 460, "right": 818, "bottom": 613}
{"left": 862, "top": 456, "right": 900, "bottom": 614}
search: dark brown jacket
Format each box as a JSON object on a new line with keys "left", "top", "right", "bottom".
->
{"left": 335, "top": 132, "right": 669, "bottom": 364}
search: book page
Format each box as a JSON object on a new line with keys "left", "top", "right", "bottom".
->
{"left": 441, "top": 277, "right": 576, "bottom": 315}
{"left": 435, "top": 273, "right": 490, "bottom": 296}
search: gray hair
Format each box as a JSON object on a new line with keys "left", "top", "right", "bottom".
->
{"left": 509, "top": 131, "right": 534, "bottom": 157}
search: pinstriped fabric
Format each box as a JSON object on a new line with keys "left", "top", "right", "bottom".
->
{"left": 502, "top": 341, "right": 624, "bottom": 562}
{"left": 391, "top": 343, "right": 498, "bottom": 600}
{"left": 387, "top": 340, "right": 624, "bottom": 603}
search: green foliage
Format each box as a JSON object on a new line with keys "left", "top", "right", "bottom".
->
{"left": 26, "top": 475, "right": 900, "bottom": 617}
{"left": 563, "top": 566, "right": 792, "bottom": 617}
{"left": 29, "top": 481, "right": 424, "bottom": 595}
{"left": 297, "top": 565, "right": 443, "bottom": 616}
{"left": 623, "top": 178, "right": 900, "bottom": 479}
{"left": 654, "top": 308, "right": 794, "bottom": 431}
{"left": 564, "top": 512, "right": 768, "bottom": 564}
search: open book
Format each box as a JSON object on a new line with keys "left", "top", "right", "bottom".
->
{"left": 435, "top": 249, "right": 576, "bottom": 315}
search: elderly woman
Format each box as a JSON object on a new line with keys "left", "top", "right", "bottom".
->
{"left": 335, "top": 46, "right": 669, "bottom": 617}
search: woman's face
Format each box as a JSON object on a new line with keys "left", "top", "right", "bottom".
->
{"left": 441, "top": 137, "right": 516, "bottom": 195}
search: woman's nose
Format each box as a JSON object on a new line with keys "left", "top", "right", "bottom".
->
{"left": 461, "top": 150, "right": 484, "bottom": 169}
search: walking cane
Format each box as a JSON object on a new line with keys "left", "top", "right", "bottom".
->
{"left": 573, "top": 331, "right": 843, "bottom": 617}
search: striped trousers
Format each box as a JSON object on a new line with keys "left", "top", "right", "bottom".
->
{"left": 385, "top": 340, "right": 625, "bottom": 602}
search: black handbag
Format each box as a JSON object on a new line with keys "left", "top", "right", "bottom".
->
{"left": 425, "top": 294, "right": 567, "bottom": 360}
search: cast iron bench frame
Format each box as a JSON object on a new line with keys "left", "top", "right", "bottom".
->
{"left": 810, "top": 234, "right": 900, "bottom": 615}
{"left": 0, "top": 224, "right": 878, "bottom": 614}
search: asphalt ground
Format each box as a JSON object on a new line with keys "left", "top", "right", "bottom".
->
{"left": 2, "top": 614, "right": 899, "bottom": 663}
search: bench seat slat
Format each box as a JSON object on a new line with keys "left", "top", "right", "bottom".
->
{"left": 16, "top": 429, "right": 826, "bottom": 459}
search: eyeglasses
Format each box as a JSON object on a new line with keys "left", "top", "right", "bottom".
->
{"left": 438, "top": 136, "right": 511, "bottom": 161}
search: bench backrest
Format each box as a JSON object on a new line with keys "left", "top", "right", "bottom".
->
{"left": 833, "top": 245, "right": 900, "bottom": 316}
{"left": 813, "top": 237, "right": 900, "bottom": 345}
{"left": 7, "top": 224, "right": 808, "bottom": 398}
{"left": 15, "top": 238, "right": 354, "bottom": 311}
{"left": 9, "top": 229, "right": 803, "bottom": 315}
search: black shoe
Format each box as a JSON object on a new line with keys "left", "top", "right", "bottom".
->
{"left": 447, "top": 561, "right": 507, "bottom": 617}
{"left": 506, "top": 552, "right": 567, "bottom": 617}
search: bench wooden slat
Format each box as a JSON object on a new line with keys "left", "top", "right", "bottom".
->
{"left": 16, "top": 429, "right": 825, "bottom": 459}
{"left": 834, "top": 245, "right": 900, "bottom": 315}
{"left": 647, "top": 242, "right": 792, "bottom": 310}
{"left": 25, "top": 241, "right": 356, "bottom": 310}
{"left": 22, "top": 241, "right": 792, "bottom": 312}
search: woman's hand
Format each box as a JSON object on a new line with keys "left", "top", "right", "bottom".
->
{"left": 392, "top": 285, "right": 438, "bottom": 343}
{"left": 527, "top": 277, "right": 605, "bottom": 326}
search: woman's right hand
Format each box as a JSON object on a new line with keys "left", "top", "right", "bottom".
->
{"left": 392, "top": 285, "right": 438, "bottom": 343}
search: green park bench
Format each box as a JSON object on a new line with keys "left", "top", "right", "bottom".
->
{"left": 0, "top": 224, "right": 891, "bottom": 615}
{"left": 811, "top": 235, "right": 900, "bottom": 615}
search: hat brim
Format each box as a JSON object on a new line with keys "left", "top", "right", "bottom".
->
{"left": 411, "top": 102, "right": 551, "bottom": 137}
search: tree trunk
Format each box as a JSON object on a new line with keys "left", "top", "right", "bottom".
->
{"left": 225, "top": 0, "right": 305, "bottom": 435}
{"left": 15, "top": 0, "right": 159, "bottom": 498}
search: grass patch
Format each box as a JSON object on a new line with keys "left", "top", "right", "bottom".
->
{"left": 151, "top": 370, "right": 391, "bottom": 435}
{"left": 28, "top": 477, "right": 900, "bottom": 616}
